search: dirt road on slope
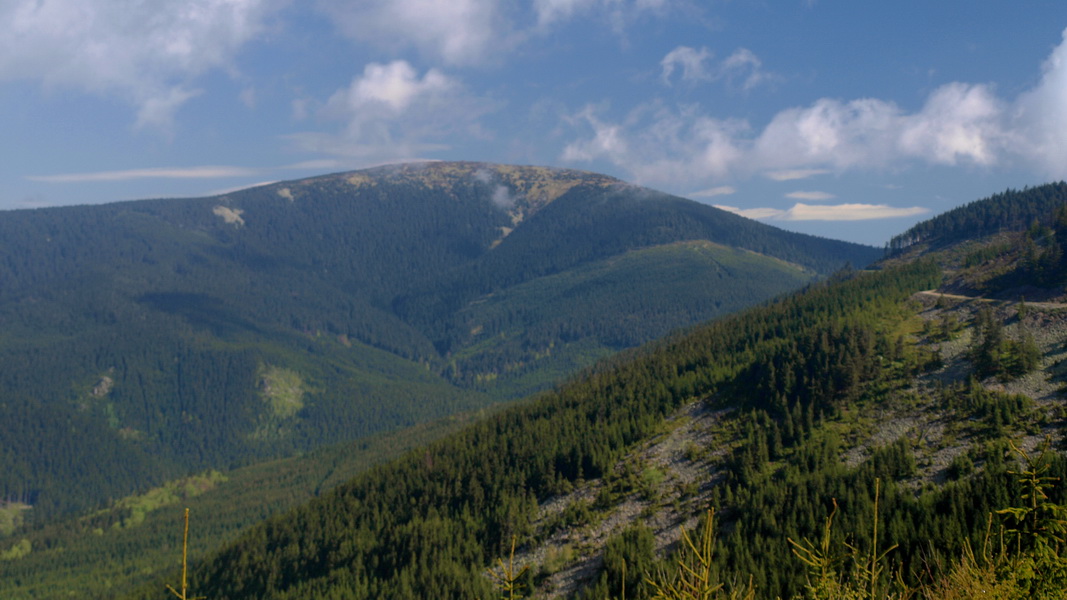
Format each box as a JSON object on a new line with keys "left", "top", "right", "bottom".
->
{"left": 915, "top": 290, "right": 1067, "bottom": 310}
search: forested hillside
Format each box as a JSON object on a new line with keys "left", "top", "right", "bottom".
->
{"left": 95, "top": 184, "right": 1067, "bottom": 600}
{"left": 3, "top": 178, "right": 1067, "bottom": 599}
{"left": 118, "top": 261, "right": 945, "bottom": 600}
{"left": 887, "top": 181, "right": 1067, "bottom": 253}
{"left": 0, "top": 162, "right": 877, "bottom": 524}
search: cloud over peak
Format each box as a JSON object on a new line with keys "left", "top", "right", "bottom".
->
{"left": 340, "top": 61, "right": 457, "bottom": 114}
{"left": 289, "top": 60, "right": 494, "bottom": 161}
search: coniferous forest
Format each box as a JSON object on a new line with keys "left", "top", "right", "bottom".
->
{"left": 0, "top": 162, "right": 877, "bottom": 525}
{"left": 1, "top": 171, "right": 1066, "bottom": 600}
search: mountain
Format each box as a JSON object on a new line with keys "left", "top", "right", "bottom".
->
{"left": 0, "top": 161, "right": 878, "bottom": 523}
{"left": 75, "top": 182, "right": 1065, "bottom": 600}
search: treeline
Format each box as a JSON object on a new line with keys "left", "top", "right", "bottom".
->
{"left": 113, "top": 260, "right": 940, "bottom": 600}
{"left": 945, "top": 203, "right": 1067, "bottom": 295}
{"left": 887, "top": 181, "right": 1067, "bottom": 253}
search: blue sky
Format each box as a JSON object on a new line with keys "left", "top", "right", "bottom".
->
{"left": 2, "top": 1, "right": 1066, "bottom": 246}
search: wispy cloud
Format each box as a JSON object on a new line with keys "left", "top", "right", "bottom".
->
{"left": 764, "top": 169, "right": 830, "bottom": 181}
{"left": 0, "top": 0, "right": 678, "bottom": 135}
{"left": 28, "top": 166, "right": 261, "bottom": 183}
{"left": 535, "top": 0, "right": 671, "bottom": 30}
{"left": 0, "top": 0, "right": 278, "bottom": 130}
{"left": 717, "top": 202, "right": 929, "bottom": 222}
{"left": 690, "top": 185, "right": 736, "bottom": 198}
{"left": 315, "top": 0, "right": 676, "bottom": 67}
{"left": 661, "top": 46, "right": 712, "bottom": 84}
{"left": 714, "top": 205, "right": 783, "bottom": 220}
{"left": 720, "top": 48, "right": 773, "bottom": 91}
{"left": 281, "top": 159, "right": 347, "bottom": 171}
{"left": 661, "top": 46, "right": 775, "bottom": 90}
{"left": 785, "top": 191, "right": 835, "bottom": 201}
{"left": 205, "top": 180, "right": 278, "bottom": 196}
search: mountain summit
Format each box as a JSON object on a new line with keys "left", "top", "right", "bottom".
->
{"left": 0, "top": 162, "right": 878, "bottom": 520}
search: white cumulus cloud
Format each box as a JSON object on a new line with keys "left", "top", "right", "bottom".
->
{"left": 289, "top": 60, "right": 494, "bottom": 161}
{"left": 0, "top": 0, "right": 278, "bottom": 130}
{"left": 752, "top": 97, "right": 903, "bottom": 171}
{"left": 1010, "top": 28, "right": 1067, "bottom": 178}
{"left": 563, "top": 102, "right": 747, "bottom": 183}
{"left": 340, "top": 61, "right": 456, "bottom": 114}
{"left": 897, "top": 82, "right": 1004, "bottom": 166}
{"left": 567, "top": 27, "right": 1067, "bottom": 189}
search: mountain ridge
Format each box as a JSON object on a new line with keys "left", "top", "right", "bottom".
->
{"left": 0, "top": 161, "right": 876, "bottom": 524}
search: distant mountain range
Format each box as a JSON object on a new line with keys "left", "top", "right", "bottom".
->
{"left": 0, "top": 161, "right": 878, "bottom": 520}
